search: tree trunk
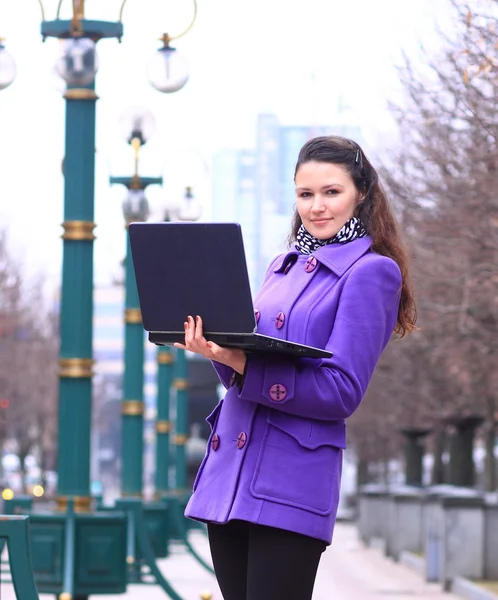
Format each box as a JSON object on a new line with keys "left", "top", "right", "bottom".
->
{"left": 20, "top": 455, "right": 28, "bottom": 493}
{"left": 356, "top": 459, "right": 370, "bottom": 488}
{"left": 18, "top": 444, "right": 31, "bottom": 494}
{"left": 431, "top": 426, "right": 446, "bottom": 486}
{"left": 484, "top": 421, "right": 497, "bottom": 492}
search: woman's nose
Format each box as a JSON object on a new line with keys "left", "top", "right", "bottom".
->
{"left": 311, "top": 195, "right": 326, "bottom": 212}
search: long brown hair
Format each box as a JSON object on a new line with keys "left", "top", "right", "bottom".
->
{"left": 290, "top": 135, "right": 417, "bottom": 337}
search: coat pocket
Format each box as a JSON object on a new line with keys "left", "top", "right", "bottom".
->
{"left": 192, "top": 399, "right": 224, "bottom": 492}
{"left": 250, "top": 410, "right": 343, "bottom": 515}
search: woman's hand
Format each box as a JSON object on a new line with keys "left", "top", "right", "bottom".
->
{"left": 174, "top": 315, "right": 247, "bottom": 375}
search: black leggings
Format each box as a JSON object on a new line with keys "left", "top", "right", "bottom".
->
{"left": 207, "top": 520, "right": 326, "bottom": 600}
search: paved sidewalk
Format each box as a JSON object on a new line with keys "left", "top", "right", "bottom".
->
{"left": 1, "top": 522, "right": 461, "bottom": 599}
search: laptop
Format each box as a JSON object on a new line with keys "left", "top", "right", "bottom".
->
{"left": 128, "top": 222, "right": 332, "bottom": 359}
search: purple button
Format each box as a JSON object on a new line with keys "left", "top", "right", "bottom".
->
{"left": 236, "top": 432, "right": 247, "bottom": 449}
{"left": 305, "top": 257, "right": 317, "bottom": 273}
{"left": 275, "top": 312, "right": 285, "bottom": 330}
{"left": 255, "top": 309, "right": 260, "bottom": 323}
{"left": 211, "top": 434, "right": 220, "bottom": 451}
{"left": 269, "top": 384, "right": 287, "bottom": 402}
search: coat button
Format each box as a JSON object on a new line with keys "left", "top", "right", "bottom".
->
{"left": 255, "top": 309, "right": 261, "bottom": 323}
{"left": 236, "top": 432, "right": 247, "bottom": 449}
{"left": 269, "top": 384, "right": 287, "bottom": 402}
{"left": 230, "top": 372, "right": 237, "bottom": 387}
{"left": 275, "top": 312, "right": 285, "bottom": 329}
{"left": 211, "top": 434, "right": 220, "bottom": 451}
{"left": 305, "top": 256, "right": 317, "bottom": 273}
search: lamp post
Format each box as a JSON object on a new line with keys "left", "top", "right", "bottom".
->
{"left": 37, "top": 0, "right": 196, "bottom": 506}
{"left": 42, "top": 4, "right": 123, "bottom": 516}
{"left": 165, "top": 187, "right": 203, "bottom": 493}
{"left": 110, "top": 107, "right": 162, "bottom": 498}
{"left": 13, "top": 1, "right": 198, "bottom": 597}
{"left": 155, "top": 187, "right": 202, "bottom": 545}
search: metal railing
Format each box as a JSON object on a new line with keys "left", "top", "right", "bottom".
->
{"left": 0, "top": 516, "right": 40, "bottom": 600}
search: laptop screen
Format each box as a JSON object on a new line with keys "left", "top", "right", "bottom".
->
{"left": 129, "top": 222, "right": 257, "bottom": 335}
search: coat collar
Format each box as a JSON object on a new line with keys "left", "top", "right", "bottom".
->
{"left": 274, "top": 236, "right": 373, "bottom": 276}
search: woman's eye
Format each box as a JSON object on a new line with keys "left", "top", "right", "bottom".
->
{"left": 299, "top": 192, "right": 312, "bottom": 198}
{"left": 326, "top": 189, "right": 339, "bottom": 195}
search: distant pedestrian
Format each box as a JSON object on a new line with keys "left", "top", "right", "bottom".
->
{"left": 175, "top": 135, "right": 417, "bottom": 600}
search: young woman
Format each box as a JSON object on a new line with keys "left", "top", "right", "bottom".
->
{"left": 174, "top": 136, "right": 417, "bottom": 600}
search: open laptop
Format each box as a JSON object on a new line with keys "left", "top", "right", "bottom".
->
{"left": 128, "top": 222, "right": 332, "bottom": 359}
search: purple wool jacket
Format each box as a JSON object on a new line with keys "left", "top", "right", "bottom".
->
{"left": 185, "top": 236, "right": 401, "bottom": 544}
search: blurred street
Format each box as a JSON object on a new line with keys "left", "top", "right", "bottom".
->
{"left": 1, "top": 522, "right": 462, "bottom": 599}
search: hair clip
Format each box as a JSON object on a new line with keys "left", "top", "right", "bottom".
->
{"left": 355, "top": 149, "right": 360, "bottom": 163}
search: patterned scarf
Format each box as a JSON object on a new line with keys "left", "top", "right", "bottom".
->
{"left": 295, "top": 217, "right": 368, "bottom": 255}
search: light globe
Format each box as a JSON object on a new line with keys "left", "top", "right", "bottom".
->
{"left": 55, "top": 38, "right": 99, "bottom": 86}
{"left": 0, "top": 43, "right": 16, "bottom": 90}
{"left": 123, "top": 189, "right": 149, "bottom": 223}
{"left": 178, "top": 187, "right": 202, "bottom": 222}
{"left": 148, "top": 45, "right": 189, "bottom": 93}
{"left": 118, "top": 107, "right": 156, "bottom": 145}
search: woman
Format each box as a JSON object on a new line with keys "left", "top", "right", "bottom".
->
{"left": 174, "top": 136, "right": 417, "bottom": 600}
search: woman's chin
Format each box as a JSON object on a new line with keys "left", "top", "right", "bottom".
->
{"left": 308, "top": 226, "right": 339, "bottom": 240}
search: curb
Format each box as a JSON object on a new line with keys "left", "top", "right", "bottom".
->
{"left": 400, "top": 551, "right": 425, "bottom": 577}
{"left": 452, "top": 577, "right": 498, "bottom": 600}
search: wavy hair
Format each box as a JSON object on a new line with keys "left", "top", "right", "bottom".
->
{"left": 289, "top": 135, "right": 417, "bottom": 337}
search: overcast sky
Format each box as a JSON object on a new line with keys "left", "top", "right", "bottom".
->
{"left": 0, "top": 0, "right": 451, "bottom": 291}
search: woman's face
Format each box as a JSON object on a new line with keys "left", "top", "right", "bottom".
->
{"left": 295, "top": 161, "right": 362, "bottom": 240}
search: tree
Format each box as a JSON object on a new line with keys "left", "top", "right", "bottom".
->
{"left": 349, "top": 0, "right": 498, "bottom": 490}
{"left": 0, "top": 231, "right": 58, "bottom": 492}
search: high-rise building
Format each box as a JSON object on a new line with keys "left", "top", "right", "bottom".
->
{"left": 211, "top": 148, "right": 259, "bottom": 293}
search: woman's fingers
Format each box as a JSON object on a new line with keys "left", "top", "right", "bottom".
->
{"left": 194, "top": 315, "right": 204, "bottom": 341}
{"left": 206, "top": 341, "right": 222, "bottom": 356}
{"left": 185, "top": 316, "right": 195, "bottom": 345}
{"left": 182, "top": 315, "right": 210, "bottom": 356}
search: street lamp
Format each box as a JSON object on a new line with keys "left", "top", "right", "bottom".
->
{"left": 148, "top": 34, "right": 190, "bottom": 93}
{"left": 20, "top": 0, "right": 197, "bottom": 596}
{"left": 0, "top": 40, "right": 16, "bottom": 90}
{"left": 55, "top": 37, "right": 98, "bottom": 86}
{"left": 110, "top": 106, "right": 162, "bottom": 499}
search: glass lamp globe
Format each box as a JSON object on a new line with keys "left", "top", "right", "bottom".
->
{"left": 148, "top": 46, "right": 189, "bottom": 94}
{"left": 123, "top": 189, "right": 149, "bottom": 223}
{"left": 55, "top": 38, "right": 98, "bottom": 86}
{"left": 178, "top": 187, "right": 202, "bottom": 222}
{"left": 119, "top": 107, "right": 156, "bottom": 146}
{"left": 0, "top": 43, "right": 16, "bottom": 90}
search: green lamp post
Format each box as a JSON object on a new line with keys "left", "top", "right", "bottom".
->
{"left": 155, "top": 346, "right": 174, "bottom": 496}
{"left": 42, "top": 0, "right": 123, "bottom": 516}
{"left": 158, "top": 187, "right": 203, "bottom": 495}
{"left": 110, "top": 107, "right": 162, "bottom": 498}
{"left": 18, "top": 1, "right": 197, "bottom": 597}
{"left": 156, "top": 187, "right": 204, "bottom": 548}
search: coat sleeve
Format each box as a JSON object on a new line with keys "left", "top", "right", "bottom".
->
{"left": 210, "top": 253, "right": 285, "bottom": 390}
{"left": 235, "top": 256, "right": 402, "bottom": 421}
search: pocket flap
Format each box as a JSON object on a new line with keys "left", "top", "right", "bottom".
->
{"left": 268, "top": 410, "right": 346, "bottom": 449}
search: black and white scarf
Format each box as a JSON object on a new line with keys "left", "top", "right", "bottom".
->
{"left": 295, "top": 217, "right": 368, "bottom": 255}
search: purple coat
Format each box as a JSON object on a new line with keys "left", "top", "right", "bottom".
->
{"left": 185, "top": 236, "right": 401, "bottom": 544}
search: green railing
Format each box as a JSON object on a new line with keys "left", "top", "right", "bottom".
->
{"left": 0, "top": 516, "right": 40, "bottom": 600}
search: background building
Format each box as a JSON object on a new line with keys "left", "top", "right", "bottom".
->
{"left": 211, "top": 113, "right": 363, "bottom": 289}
